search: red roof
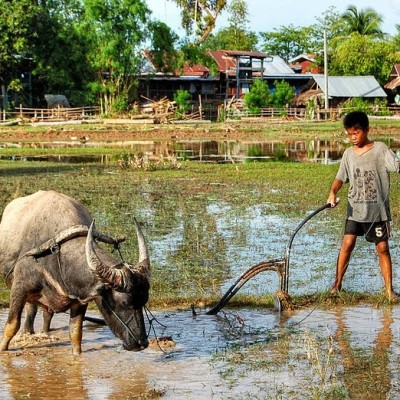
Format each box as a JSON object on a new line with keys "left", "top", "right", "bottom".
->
{"left": 182, "top": 64, "right": 209, "bottom": 77}
{"left": 207, "top": 50, "right": 271, "bottom": 76}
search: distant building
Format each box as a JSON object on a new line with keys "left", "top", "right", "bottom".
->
{"left": 139, "top": 49, "right": 387, "bottom": 112}
{"left": 384, "top": 64, "right": 400, "bottom": 104}
{"left": 295, "top": 75, "right": 387, "bottom": 107}
{"left": 289, "top": 54, "right": 321, "bottom": 74}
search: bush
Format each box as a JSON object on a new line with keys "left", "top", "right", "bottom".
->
{"left": 244, "top": 78, "right": 269, "bottom": 114}
{"left": 342, "top": 97, "right": 390, "bottom": 116}
{"left": 269, "top": 80, "right": 295, "bottom": 108}
{"left": 173, "top": 89, "right": 191, "bottom": 119}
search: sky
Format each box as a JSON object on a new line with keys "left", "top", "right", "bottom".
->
{"left": 146, "top": 0, "right": 400, "bottom": 37}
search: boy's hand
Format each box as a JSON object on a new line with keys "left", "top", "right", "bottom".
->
{"left": 327, "top": 196, "right": 339, "bottom": 208}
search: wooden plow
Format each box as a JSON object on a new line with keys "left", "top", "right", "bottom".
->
{"left": 206, "top": 203, "right": 332, "bottom": 314}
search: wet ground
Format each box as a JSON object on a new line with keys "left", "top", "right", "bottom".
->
{"left": 1, "top": 304, "right": 400, "bottom": 399}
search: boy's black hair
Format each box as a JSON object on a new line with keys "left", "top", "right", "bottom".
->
{"left": 343, "top": 111, "right": 369, "bottom": 130}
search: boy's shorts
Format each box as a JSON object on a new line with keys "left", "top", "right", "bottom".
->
{"left": 344, "top": 220, "right": 390, "bottom": 243}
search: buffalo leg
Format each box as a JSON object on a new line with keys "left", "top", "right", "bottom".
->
{"left": 42, "top": 307, "right": 54, "bottom": 333}
{"left": 0, "top": 292, "right": 26, "bottom": 351}
{"left": 23, "top": 303, "right": 38, "bottom": 334}
{"left": 69, "top": 302, "right": 87, "bottom": 355}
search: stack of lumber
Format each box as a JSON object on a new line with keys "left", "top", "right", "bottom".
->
{"left": 140, "top": 96, "right": 176, "bottom": 123}
{"left": 140, "top": 96, "right": 205, "bottom": 123}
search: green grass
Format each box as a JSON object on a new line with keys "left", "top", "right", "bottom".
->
{"left": 1, "top": 157, "right": 399, "bottom": 308}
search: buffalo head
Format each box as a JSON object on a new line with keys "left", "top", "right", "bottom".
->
{"left": 85, "top": 218, "right": 150, "bottom": 351}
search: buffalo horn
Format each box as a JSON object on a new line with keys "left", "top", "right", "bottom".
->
{"left": 85, "top": 220, "right": 150, "bottom": 291}
{"left": 133, "top": 217, "right": 150, "bottom": 279}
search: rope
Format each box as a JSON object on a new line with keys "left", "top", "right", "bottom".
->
{"left": 144, "top": 306, "right": 169, "bottom": 352}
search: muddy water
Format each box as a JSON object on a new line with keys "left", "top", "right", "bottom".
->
{"left": 1, "top": 305, "right": 400, "bottom": 399}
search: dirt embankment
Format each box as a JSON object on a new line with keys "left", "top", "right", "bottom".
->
{"left": 1, "top": 117, "right": 400, "bottom": 143}
{"left": 0, "top": 120, "right": 268, "bottom": 142}
{"left": 0, "top": 118, "right": 345, "bottom": 143}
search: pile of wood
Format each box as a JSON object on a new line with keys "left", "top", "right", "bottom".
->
{"left": 140, "top": 96, "right": 176, "bottom": 123}
{"left": 140, "top": 96, "right": 204, "bottom": 123}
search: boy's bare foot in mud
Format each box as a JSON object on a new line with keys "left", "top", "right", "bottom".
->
{"left": 386, "top": 291, "right": 399, "bottom": 302}
{"left": 330, "top": 286, "right": 341, "bottom": 296}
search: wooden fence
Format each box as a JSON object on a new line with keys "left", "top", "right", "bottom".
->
{"left": 2, "top": 105, "right": 100, "bottom": 122}
{"left": 225, "top": 106, "right": 400, "bottom": 121}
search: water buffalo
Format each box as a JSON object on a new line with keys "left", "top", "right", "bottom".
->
{"left": 0, "top": 190, "right": 150, "bottom": 354}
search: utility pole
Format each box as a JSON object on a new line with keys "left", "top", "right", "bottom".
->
{"left": 324, "top": 30, "right": 329, "bottom": 110}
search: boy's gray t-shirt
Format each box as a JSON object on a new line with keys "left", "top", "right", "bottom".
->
{"left": 336, "top": 141, "right": 399, "bottom": 222}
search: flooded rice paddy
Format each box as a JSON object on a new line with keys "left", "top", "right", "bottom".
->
{"left": 2, "top": 204, "right": 400, "bottom": 399}
{"left": 2, "top": 136, "right": 400, "bottom": 398}
{"left": 2, "top": 305, "right": 400, "bottom": 399}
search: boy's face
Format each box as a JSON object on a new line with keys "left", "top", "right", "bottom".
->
{"left": 346, "top": 127, "right": 369, "bottom": 147}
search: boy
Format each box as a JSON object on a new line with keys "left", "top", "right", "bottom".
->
{"left": 327, "top": 111, "right": 399, "bottom": 300}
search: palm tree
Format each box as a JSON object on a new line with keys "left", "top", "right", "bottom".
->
{"left": 338, "top": 4, "right": 384, "bottom": 38}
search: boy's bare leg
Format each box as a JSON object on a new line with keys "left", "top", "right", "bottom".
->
{"left": 331, "top": 234, "right": 357, "bottom": 294}
{"left": 376, "top": 240, "right": 398, "bottom": 301}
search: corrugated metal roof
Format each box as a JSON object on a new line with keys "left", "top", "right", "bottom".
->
{"left": 207, "top": 51, "right": 292, "bottom": 76}
{"left": 312, "top": 75, "right": 387, "bottom": 98}
{"left": 222, "top": 50, "right": 272, "bottom": 58}
{"left": 262, "top": 55, "right": 294, "bottom": 75}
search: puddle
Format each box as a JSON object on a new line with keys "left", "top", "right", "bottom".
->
{"left": 147, "top": 202, "right": 400, "bottom": 298}
{"left": 1, "top": 305, "right": 400, "bottom": 398}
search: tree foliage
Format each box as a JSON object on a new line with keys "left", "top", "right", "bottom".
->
{"left": 270, "top": 80, "right": 295, "bottom": 108}
{"left": 82, "top": 0, "right": 150, "bottom": 113}
{"left": 202, "top": 0, "right": 258, "bottom": 51}
{"left": 31, "top": 1, "right": 95, "bottom": 105}
{"left": 334, "top": 4, "right": 384, "bottom": 38}
{"left": 148, "top": 21, "right": 179, "bottom": 73}
{"left": 260, "top": 25, "right": 317, "bottom": 62}
{"left": 171, "top": 0, "right": 228, "bottom": 44}
{"left": 0, "top": 0, "right": 36, "bottom": 90}
{"left": 244, "top": 78, "right": 269, "bottom": 113}
{"left": 173, "top": 89, "right": 191, "bottom": 118}
{"left": 329, "top": 34, "right": 400, "bottom": 85}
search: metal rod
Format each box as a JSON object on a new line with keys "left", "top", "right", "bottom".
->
{"left": 282, "top": 203, "right": 332, "bottom": 292}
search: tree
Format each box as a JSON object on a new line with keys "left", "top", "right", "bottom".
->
{"left": 269, "top": 80, "right": 295, "bottom": 108}
{"left": 173, "top": 89, "right": 191, "bottom": 118}
{"left": 148, "top": 21, "right": 179, "bottom": 73}
{"left": 171, "top": 0, "right": 228, "bottom": 45}
{"left": 0, "top": 0, "right": 36, "bottom": 109}
{"left": 31, "top": 0, "right": 95, "bottom": 106}
{"left": 244, "top": 78, "right": 269, "bottom": 113}
{"left": 202, "top": 0, "right": 258, "bottom": 51}
{"left": 259, "top": 25, "right": 316, "bottom": 62}
{"left": 394, "top": 24, "right": 400, "bottom": 48}
{"left": 334, "top": 4, "right": 384, "bottom": 38}
{"left": 329, "top": 34, "right": 400, "bottom": 85}
{"left": 83, "top": 0, "right": 150, "bottom": 114}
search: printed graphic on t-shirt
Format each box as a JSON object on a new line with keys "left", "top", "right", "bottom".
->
{"left": 352, "top": 168, "right": 377, "bottom": 203}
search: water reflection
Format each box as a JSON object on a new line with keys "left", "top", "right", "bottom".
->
{"left": 1, "top": 305, "right": 400, "bottom": 398}
{"left": 1, "top": 139, "right": 349, "bottom": 164}
{"left": 333, "top": 307, "right": 394, "bottom": 399}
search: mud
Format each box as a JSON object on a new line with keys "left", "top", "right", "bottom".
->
{"left": 1, "top": 304, "right": 400, "bottom": 399}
